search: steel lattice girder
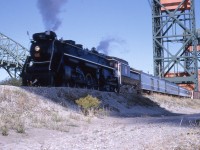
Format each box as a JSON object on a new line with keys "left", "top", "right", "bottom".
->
{"left": 0, "top": 32, "right": 29, "bottom": 78}
{"left": 152, "top": 0, "right": 199, "bottom": 91}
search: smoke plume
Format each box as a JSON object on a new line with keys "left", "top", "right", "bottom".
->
{"left": 97, "top": 38, "right": 125, "bottom": 55}
{"left": 37, "top": 0, "right": 67, "bottom": 31}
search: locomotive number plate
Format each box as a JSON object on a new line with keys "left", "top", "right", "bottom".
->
{"left": 34, "top": 53, "right": 40, "bottom": 57}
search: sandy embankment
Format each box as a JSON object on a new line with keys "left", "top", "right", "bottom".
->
{"left": 0, "top": 85, "right": 200, "bottom": 150}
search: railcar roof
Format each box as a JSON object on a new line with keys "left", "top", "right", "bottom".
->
{"left": 107, "top": 56, "right": 129, "bottom": 65}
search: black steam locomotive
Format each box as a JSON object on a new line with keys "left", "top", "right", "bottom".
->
{"left": 21, "top": 31, "right": 138, "bottom": 92}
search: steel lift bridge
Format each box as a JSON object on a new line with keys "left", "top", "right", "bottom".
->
{"left": 152, "top": 0, "right": 200, "bottom": 91}
{"left": 0, "top": 32, "right": 28, "bottom": 78}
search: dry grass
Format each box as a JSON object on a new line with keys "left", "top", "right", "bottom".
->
{"left": 164, "top": 129, "right": 200, "bottom": 150}
{"left": 147, "top": 93, "right": 200, "bottom": 108}
{"left": 0, "top": 86, "right": 109, "bottom": 136}
{"left": 0, "top": 78, "right": 22, "bottom": 86}
{"left": 0, "top": 85, "right": 200, "bottom": 149}
{"left": 1, "top": 124, "right": 9, "bottom": 136}
{"left": 0, "top": 86, "right": 86, "bottom": 135}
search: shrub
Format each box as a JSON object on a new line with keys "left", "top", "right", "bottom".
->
{"left": 75, "top": 95, "right": 101, "bottom": 116}
{"left": 195, "top": 119, "right": 200, "bottom": 126}
{"left": 51, "top": 112, "right": 63, "bottom": 122}
{"left": 0, "top": 78, "right": 22, "bottom": 86}
{"left": 1, "top": 125, "right": 9, "bottom": 136}
{"left": 15, "top": 120, "right": 25, "bottom": 134}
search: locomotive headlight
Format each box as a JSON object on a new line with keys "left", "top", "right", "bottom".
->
{"left": 35, "top": 46, "right": 40, "bottom": 52}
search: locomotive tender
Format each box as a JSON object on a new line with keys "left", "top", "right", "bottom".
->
{"left": 21, "top": 31, "right": 191, "bottom": 98}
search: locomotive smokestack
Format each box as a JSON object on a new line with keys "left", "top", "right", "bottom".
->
{"left": 97, "top": 38, "right": 125, "bottom": 55}
{"left": 37, "top": 0, "right": 67, "bottom": 31}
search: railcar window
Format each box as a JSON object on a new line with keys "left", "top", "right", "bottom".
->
{"left": 151, "top": 78, "right": 154, "bottom": 89}
{"left": 157, "top": 80, "right": 159, "bottom": 90}
{"left": 124, "top": 66, "right": 128, "bottom": 74}
{"left": 121, "top": 64, "right": 130, "bottom": 77}
{"left": 130, "top": 72, "right": 140, "bottom": 80}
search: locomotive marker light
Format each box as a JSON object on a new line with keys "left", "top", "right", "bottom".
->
{"left": 29, "top": 61, "right": 33, "bottom": 67}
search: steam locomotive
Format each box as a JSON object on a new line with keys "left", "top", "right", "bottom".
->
{"left": 21, "top": 31, "right": 138, "bottom": 92}
{"left": 21, "top": 31, "right": 191, "bottom": 98}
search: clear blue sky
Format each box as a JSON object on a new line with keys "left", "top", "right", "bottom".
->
{"left": 0, "top": 0, "right": 199, "bottom": 81}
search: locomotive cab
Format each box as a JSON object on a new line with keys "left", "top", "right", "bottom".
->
{"left": 107, "top": 56, "right": 131, "bottom": 89}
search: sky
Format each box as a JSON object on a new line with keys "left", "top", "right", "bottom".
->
{"left": 0, "top": 0, "right": 200, "bottom": 81}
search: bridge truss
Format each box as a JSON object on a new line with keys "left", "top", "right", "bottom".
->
{"left": 0, "top": 32, "right": 29, "bottom": 78}
{"left": 152, "top": 0, "right": 199, "bottom": 91}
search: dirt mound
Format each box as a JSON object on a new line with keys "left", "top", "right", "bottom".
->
{"left": 0, "top": 85, "right": 200, "bottom": 150}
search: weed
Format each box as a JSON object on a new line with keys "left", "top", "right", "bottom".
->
{"left": 51, "top": 112, "right": 63, "bottom": 122}
{"left": 1, "top": 124, "right": 9, "bottom": 136}
{"left": 85, "top": 117, "right": 92, "bottom": 123}
{"left": 16, "top": 122, "right": 25, "bottom": 133}
{"left": 97, "top": 107, "right": 110, "bottom": 117}
{"left": 69, "top": 113, "right": 81, "bottom": 121}
{"left": 195, "top": 119, "right": 200, "bottom": 126}
{"left": 75, "top": 95, "right": 101, "bottom": 116}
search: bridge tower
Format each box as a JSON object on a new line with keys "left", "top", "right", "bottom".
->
{"left": 152, "top": 0, "right": 199, "bottom": 91}
{"left": 0, "top": 32, "right": 28, "bottom": 78}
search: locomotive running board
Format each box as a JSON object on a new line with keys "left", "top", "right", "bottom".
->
{"left": 64, "top": 53, "right": 115, "bottom": 70}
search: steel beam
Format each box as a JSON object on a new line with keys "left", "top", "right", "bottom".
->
{"left": 0, "top": 32, "right": 29, "bottom": 78}
{"left": 152, "top": 0, "right": 199, "bottom": 91}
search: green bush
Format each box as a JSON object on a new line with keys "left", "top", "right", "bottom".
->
{"left": 75, "top": 95, "right": 101, "bottom": 116}
{"left": 0, "top": 78, "right": 22, "bottom": 86}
